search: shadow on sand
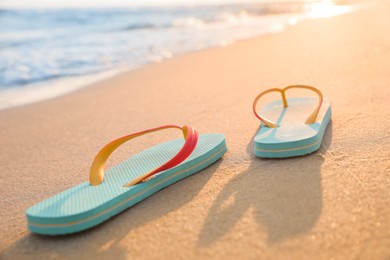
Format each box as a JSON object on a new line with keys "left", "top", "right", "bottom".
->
{"left": 3, "top": 160, "right": 224, "bottom": 259}
{"left": 3, "top": 122, "right": 332, "bottom": 256}
{"left": 198, "top": 122, "right": 332, "bottom": 246}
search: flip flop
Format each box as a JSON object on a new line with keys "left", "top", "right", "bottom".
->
{"left": 26, "top": 125, "right": 227, "bottom": 235}
{"left": 252, "top": 85, "right": 331, "bottom": 158}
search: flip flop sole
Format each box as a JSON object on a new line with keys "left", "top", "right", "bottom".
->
{"left": 27, "top": 134, "right": 227, "bottom": 235}
{"left": 254, "top": 97, "right": 331, "bottom": 158}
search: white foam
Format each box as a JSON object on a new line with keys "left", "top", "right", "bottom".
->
{"left": 0, "top": 68, "right": 127, "bottom": 111}
{"left": 0, "top": 3, "right": 358, "bottom": 111}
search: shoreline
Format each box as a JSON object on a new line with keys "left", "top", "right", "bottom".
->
{"left": 0, "top": 2, "right": 356, "bottom": 111}
{"left": 0, "top": 68, "right": 128, "bottom": 111}
{"left": 1, "top": 1, "right": 389, "bottom": 259}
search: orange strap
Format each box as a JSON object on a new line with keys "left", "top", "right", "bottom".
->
{"left": 252, "top": 85, "right": 323, "bottom": 128}
{"left": 89, "top": 125, "right": 198, "bottom": 187}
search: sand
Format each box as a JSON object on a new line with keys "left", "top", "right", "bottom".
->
{"left": 1, "top": 2, "right": 389, "bottom": 259}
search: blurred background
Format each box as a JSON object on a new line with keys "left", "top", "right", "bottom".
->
{"left": 0, "top": 0, "right": 359, "bottom": 109}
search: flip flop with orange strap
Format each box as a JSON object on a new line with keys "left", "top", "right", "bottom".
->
{"left": 252, "top": 85, "right": 331, "bottom": 158}
{"left": 26, "top": 125, "right": 227, "bottom": 235}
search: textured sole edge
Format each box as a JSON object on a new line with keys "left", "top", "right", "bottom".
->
{"left": 254, "top": 107, "right": 332, "bottom": 158}
{"left": 28, "top": 143, "right": 227, "bottom": 235}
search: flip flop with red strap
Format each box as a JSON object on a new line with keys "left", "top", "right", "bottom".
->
{"left": 26, "top": 125, "right": 227, "bottom": 235}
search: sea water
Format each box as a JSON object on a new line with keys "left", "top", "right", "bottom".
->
{"left": 0, "top": 2, "right": 355, "bottom": 109}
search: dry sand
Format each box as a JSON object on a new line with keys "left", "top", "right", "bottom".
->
{"left": 1, "top": 2, "right": 389, "bottom": 259}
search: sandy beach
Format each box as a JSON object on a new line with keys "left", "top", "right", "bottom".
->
{"left": 1, "top": 2, "right": 390, "bottom": 259}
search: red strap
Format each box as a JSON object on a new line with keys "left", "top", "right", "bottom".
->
{"left": 89, "top": 125, "right": 198, "bottom": 187}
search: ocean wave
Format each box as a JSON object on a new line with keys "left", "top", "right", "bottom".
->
{"left": 120, "top": 23, "right": 161, "bottom": 31}
{"left": 172, "top": 17, "right": 207, "bottom": 27}
{"left": 0, "top": 2, "right": 357, "bottom": 91}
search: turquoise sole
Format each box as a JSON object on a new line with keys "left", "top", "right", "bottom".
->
{"left": 254, "top": 97, "right": 331, "bottom": 158}
{"left": 26, "top": 134, "right": 227, "bottom": 235}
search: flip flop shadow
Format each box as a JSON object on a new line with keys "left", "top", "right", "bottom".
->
{"left": 2, "top": 160, "right": 224, "bottom": 259}
{"left": 198, "top": 122, "right": 332, "bottom": 246}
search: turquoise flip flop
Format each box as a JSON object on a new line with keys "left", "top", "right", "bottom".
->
{"left": 26, "top": 125, "right": 227, "bottom": 235}
{"left": 252, "top": 85, "right": 331, "bottom": 158}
